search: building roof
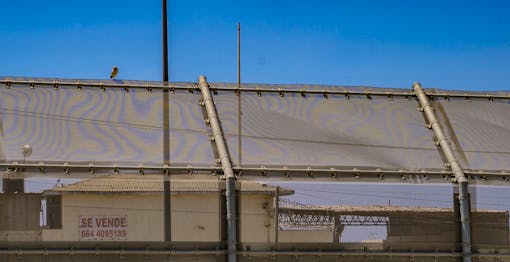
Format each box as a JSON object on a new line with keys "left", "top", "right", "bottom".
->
{"left": 44, "top": 174, "right": 294, "bottom": 196}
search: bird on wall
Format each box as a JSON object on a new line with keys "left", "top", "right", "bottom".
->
{"left": 110, "top": 66, "right": 119, "bottom": 79}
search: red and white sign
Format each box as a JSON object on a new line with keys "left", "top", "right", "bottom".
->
{"left": 79, "top": 215, "right": 127, "bottom": 240}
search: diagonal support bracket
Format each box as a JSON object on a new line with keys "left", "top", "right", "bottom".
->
{"left": 197, "top": 75, "right": 237, "bottom": 262}
{"left": 413, "top": 82, "right": 472, "bottom": 262}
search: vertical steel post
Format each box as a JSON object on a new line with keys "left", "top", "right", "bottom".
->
{"left": 198, "top": 76, "right": 237, "bottom": 262}
{"left": 162, "top": 0, "right": 171, "bottom": 242}
{"left": 0, "top": 114, "right": 4, "bottom": 162}
{"left": 274, "top": 186, "right": 279, "bottom": 248}
{"left": 413, "top": 82, "right": 471, "bottom": 262}
{"left": 458, "top": 181, "right": 472, "bottom": 260}
{"left": 237, "top": 23, "right": 242, "bottom": 166}
{"left": 162, "top": 0, "right": 169, "bottom": 85}
{"left": 333, "top": 216, "right": 341, "bottom": 244}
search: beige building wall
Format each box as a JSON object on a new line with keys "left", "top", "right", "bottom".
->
{"left": 278, "top": 229, "right": 334, "bottom": 243}
{"left": 171, "top": 193, "right": 220, "bottom": 242}
{"left": 42, "top": 192, "right": 305, "bottom": 244}
{"left": 43, "top": 192, "right": 223, "bottom": 242}
{"left": 0, "top": 230, "right": 41, "bottom": 241}
{"left": 43, "top": 194, "right": 164, "bottom": 241}
{"left": 239, "top": 194, "right": 275, "bottom": 244}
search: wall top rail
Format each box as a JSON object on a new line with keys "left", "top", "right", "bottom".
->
{"left": 2, "top": 78, "right": 509, "bottom": 100}
{"left": 2, "top": 162, "right": 510, "bottom": 185}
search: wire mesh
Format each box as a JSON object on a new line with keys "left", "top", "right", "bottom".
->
{"left": 271, "top": 182, "right": 510, "bottom": 253}
{"left": 213, "top": 86, "right": 444, "bottom": 169}
{"left": 434, "top": 95, "right": 510, "bottom": 171}
{"left": 469, "top": 186, "right": 510, "bottom": 251}
{"left": 1, "top": 77, "right": 510, "bottom": 259}
{"left": 168, "top": 90, "right": 215, "bottom": 165}
{"left": 0, "top": 84, "right": 164, "bottom": 164}
{"left": 0, "top": 79, "right": 217, "bottom": 166}
{"left": 274, "top": 182, "right": 458, "bottom": 249}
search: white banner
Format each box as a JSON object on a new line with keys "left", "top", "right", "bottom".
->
{"left": 79, "top": 215, "right": 127, "bottom": 240}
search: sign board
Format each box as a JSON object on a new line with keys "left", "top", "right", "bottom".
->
{"left": 79, "top": 215, "right": 127, "bottom": 240}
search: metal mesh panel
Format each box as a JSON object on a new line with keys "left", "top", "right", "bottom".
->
{"left": 214, "top": 89, "right": 443, "bottom": 169}
{"left": 272, "top": 182, "right": 460, "bottom": 250}
{"left": 469, "top": 186, "right": 510, "bottom": 252}
{"left": 1, "top": 77, "right": 510, "bottom": 258}
{"left": 213, "top": 91, "right": 240, "bottom": 165}
{"left": 169, "top": 91, "right": 215, "bottom": 165}
{"left": 435, "top": 96, "right": 510, "bottom": 171}
{"left": 270, "top": 182, "right": 510, "bottom": 253}
{"left": 0, "top": 79, "right": 216, "bottom": 166}
{"left": 0, "top": 84, "right": 163, "bottom": 164}
{"left": 212, "top": 82, "right": 414, "bottom": 94}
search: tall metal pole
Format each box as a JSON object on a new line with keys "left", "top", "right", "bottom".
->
{"left": 198, "top": 76, "right": 237, "bottom": 262}
{"left": 162, "top": 0, "right": 169, "bottom": 84}
{"left": 274, "top": 186, "right": 279, "bottom": 248}
{"left": 413, "top": 82, "right": 471, "bottom": 262}
{"left": 237, "top": 23, "right": 242, "bottom": 166}
{"left": 162, "top": 0, "right": 171, "bottom": 242}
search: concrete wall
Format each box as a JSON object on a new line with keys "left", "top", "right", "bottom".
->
{"left": 0, "top": 194, "right": 41, "bottom": 230}
{"left": 239, "top": 194, "right": 275, "bottom": 244}
{"left": 384, "top": 212, "right": 510, "bottom": 250}
{"left": 43, "top": 192, "right": 222, "bottom": 242}
{"left": 278, "top": 229, "right": 333, "bottom": 243}
{"left": 171, "top": 193, "right": 220, "bottom": 242}
{"left": 43, "top": 194, "right": 164, "bottom": 241}
{"left": 0, "top": 254, "right": 224, "bottom": 262}
{"left": 41, "top": 192, "right": 357, "bottom": 244}
{"left": 472, "top": 212, "right": 510, "bottom": 246}
{"left": 238, "top": 194, "right": 333, "bottom": 245}
{"left": 0, "top": 253, "right": 492, "bottom": 262}
{"left": 0, "top": 193, "right": 42, "bottom": 242}
{"left": 0, "top": 230, "right": 41, "bottom": 241}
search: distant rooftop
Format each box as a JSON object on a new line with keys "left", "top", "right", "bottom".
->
{"left": 281, "top": 204, "right": 508, "bottom": 215}
{"left": 44, "top": 174, "right": 294, "bottom": 196}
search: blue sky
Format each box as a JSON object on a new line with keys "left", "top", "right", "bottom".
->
{"left": 1, "top": 0, "right": 509, "bottom": 90}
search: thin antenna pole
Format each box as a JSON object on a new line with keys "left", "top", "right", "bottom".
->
{"left": 162, "top": 0, "right": 169, "bottom": 83}
{"left": 237, "top": 23, "right": 242, "bottom": 166}
{"left": 237, "top": 23, "right": 240, "bottom": 88}
{"left": 162, "top": 0, "right": 171, "bottom": 242}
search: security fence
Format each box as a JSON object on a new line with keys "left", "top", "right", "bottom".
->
{"left": 0, "top": 76, "right": 509, "bottom": 262}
